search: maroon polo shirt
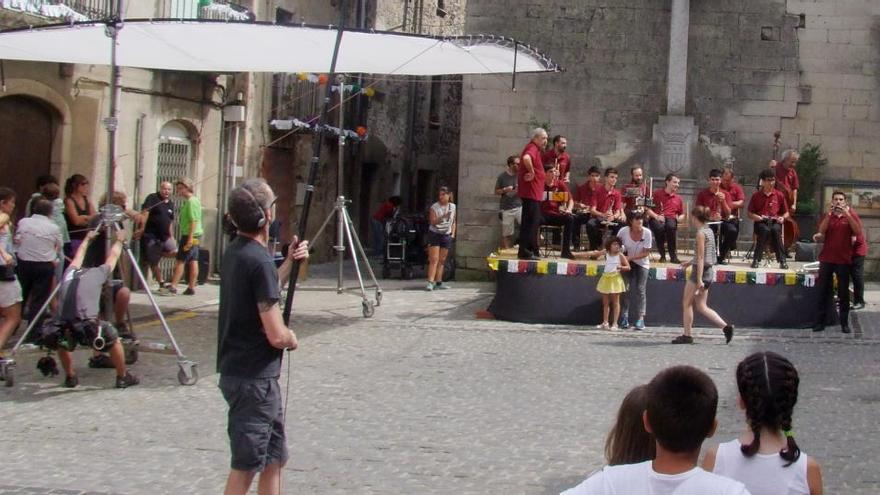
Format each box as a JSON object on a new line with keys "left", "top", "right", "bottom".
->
{"left": 542, "top": 150, "right": 570, "bottom": 180}
{"left": 541, "top": 179, "right": 570, "bottom": 216}
{"left": 819, "top": 210, "right": 861, "bottom": 264}
{"left": 518, "top": 142, "right": 545, "bottom": 201}
{"left": 622, "top": 181, "right": 649, "bottom": 212}
{"left": 748, "top": 189, "right": 789, "bottom": 218}
{"left": 775, "top": 165, "right": 799, "bottom": 198}
{"left": 652, "top": 188, "right": 683, "bottom": 219}
{"left": 695, "top": 188, "right": 732, "bottom": 219}
{"left": 595, "top": 186, "right": 622, "bottom": 214}
{"left": 574, "top": 181, "right": 599, "bottom": 209}
{"left": 721, "top": 182, "right": 745, "bottom": 216}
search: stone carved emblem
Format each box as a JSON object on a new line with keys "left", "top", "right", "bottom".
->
{"left": 659, "top": 130, "right": 690, "bottom": 174}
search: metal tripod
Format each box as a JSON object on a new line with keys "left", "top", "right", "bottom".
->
{"left": 0, "top": 209, "right": 198, "bottom": 387}
{"left": 308, "top": 195, "right": 382, "bottom": 317}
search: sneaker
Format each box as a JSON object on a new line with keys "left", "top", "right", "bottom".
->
{"left": 63, "top": 374, "right": 78, "bottom": 388}
{"left": 88, "top": 354, "right": 115, "bottom": 369}
{"left": 812, "top": 324, "right": 826, "bottom": 332}
{"left": 183, "top": 287, "right": 196, "bottom": 295}
{"left": 425, "top": 282, "right": 435, "bottom": 291}
{"left": 115, "top": 322, "right": 136, "bottom": 341}
{"left": 851, "top": 302, "right": 866, "bottom": 310}
{"left": 434, "top": 283, "right": 450, "bottom": 290}
{"left": 115, "top": 371, "right": 140, "bottom": 389}
{"left": 609, "top": 325, "right": 620, "bottom": 331}
{"left": 634, "top": 318, "right": 646, "bottom": 330}
{"left": 671, "top": 335, "right": 694, "bottom": 344}
{"left": 723, "top": 324, "right": 734, "bottom": 344}
{"left": 619, "top": 315, "right": 629, "bottom": 329}
{"left": 596, "top": 322, "right": 609, "bottom": 330}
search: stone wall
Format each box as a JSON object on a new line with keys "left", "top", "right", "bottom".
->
{"left": 457, "top": 0, "right": 880, "bottom": 277}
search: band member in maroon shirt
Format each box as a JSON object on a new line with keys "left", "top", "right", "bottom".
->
{"left": 622, "top": 165, "right": 650, "bottom": 215}
{"left": 588, "top": 168, "right": 625, "bottom": 243}
{"left": 695, "top": 169, "right": 734, "bottom": 264}
{"left": 572, "top": 166, "right": 602, "bottom": 250}
{"left": 812, "top": 191, "right": 862, "bottom": 333}
{"left": 775, "top": 149, "right": 800, "bottom": 213}
{"left": 719, "top": 166, "right": 745, "bottom": 263}
{"left": 851, "top": 223, "right": 868, "bottom": 310}
{"left": 517, "top": 128, "right": 548, "bottom": 260}
{"left": 540, "top": 167, "right": 575, "bottom": 259}
{"left": 542, "top": 135, "right": 571, "bottom": 184}
{"left": 748, "top": 169, "right": 790, "bottom": 269}
{"left": 647, "top": 173, "right": 685, "bottom": 263}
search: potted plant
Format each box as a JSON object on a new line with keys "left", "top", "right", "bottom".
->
{"left": 794, "top": 143, "right": 827, "bottom": 237}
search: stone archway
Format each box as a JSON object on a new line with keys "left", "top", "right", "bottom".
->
{"left": 0, "top": 95, "right": 61, "bottom": 218}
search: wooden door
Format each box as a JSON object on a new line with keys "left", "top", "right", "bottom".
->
{"left": 0, "top": 96, "right": 53, "bottom": 219}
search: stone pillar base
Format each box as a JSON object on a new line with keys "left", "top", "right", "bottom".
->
{"left": 651, "top": 115, "right": 698, "bottom": 179}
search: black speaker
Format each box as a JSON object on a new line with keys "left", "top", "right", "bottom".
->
{"left": 794, "top": 241, "right": 818, "bottom": 262}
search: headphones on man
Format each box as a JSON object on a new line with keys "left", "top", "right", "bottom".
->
{"left": 229, "top": 185, "right": 267, "bottom": 232}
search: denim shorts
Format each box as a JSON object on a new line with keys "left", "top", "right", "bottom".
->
{"left": 175, "top": 236, "right": 200, "bottom": 263}
{"left": 219, "top": 375, "right": 288, "bottom": 472}
{"left": 426, "top": 231, "right": 453, "bottom": 249}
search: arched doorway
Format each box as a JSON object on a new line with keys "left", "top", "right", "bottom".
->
{"left": 154, "top": 120, "right": 194, "bottom": 280}
{"left": 0, "top": 95, "right": 56, "bottom": 218}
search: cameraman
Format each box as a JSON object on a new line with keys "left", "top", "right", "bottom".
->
{"left": 747, "top": 169, "right": 789, "bottom": 269}
{"left": 51, "top": 228, "right": 139, "bottom": 388}
{"left": 218, "top": 178, "right": 309, "bottom": 495}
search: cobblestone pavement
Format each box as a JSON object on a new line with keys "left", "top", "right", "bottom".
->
{"left": 1, "top": 265, "right": 879, "bottom": 494}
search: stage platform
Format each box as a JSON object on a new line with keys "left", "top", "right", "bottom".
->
{"left": 486, "top": 248, "right": 835, "bottom": 329}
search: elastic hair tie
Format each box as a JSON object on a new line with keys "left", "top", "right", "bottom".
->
{"left": 783, "top": 429, "right": 794, "bottom": 438}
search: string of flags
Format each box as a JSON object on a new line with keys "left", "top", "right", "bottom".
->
{"left": 486, "top": 258, "right": 819, "bottom": 287}
{"left": 295, "top": 72, "right": 377, "bottom": 97}
{"left": 269, "top": 118, "right": 369, "bottom": 141}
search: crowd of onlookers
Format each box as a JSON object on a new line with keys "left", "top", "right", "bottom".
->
{"left": 562, "top": 351, "right": 822, "bottom": 494}
{"left": 0, "top": 174, "right": 202, "bottom": 387}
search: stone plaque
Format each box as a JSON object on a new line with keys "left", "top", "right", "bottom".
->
{"left": 652, "top": 115, "right": 698, "bottom": 178}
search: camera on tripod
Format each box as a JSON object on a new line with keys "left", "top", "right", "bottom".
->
{"left": 98, "top": 204, "right": 127, "bottom": 226}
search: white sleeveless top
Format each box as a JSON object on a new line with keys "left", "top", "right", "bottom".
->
{"left": 712, "top": 439, "right": 810, "bottom": 495}
{"left": 603, "top": 253, "right": 621, "bottom": 274}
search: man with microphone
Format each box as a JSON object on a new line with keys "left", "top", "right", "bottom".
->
{"left": 218, "top": 178, "right": 309, "bottom": 495}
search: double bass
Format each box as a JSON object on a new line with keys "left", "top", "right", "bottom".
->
{"left": 772, "top": 131, "right": 800, "bottom": 251}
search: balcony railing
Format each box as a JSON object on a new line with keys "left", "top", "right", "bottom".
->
{"left": 160, "top": 0, "right": 252, "bottom": 21}
{"left": 1, "top": 1, "right": 252, "bottom": 22}
{"left": 0, "top": 0, "right": 113, "bottom": 21}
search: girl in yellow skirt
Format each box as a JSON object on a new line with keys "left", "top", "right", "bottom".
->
{"left": 596, "top": 236, "right": 630, "bottom": 329}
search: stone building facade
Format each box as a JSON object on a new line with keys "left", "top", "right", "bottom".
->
{"left": 457, "top": 0, "right": 880, "bottom": 277}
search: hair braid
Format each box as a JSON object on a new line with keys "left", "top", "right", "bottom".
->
{"left": 736, "top": 356, "right": 766, "bottom": 457}
{"left": 775, "top": 361, "right": 801, "bottom": 465}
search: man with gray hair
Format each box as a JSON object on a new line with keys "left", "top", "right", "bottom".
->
{"left": 517, "top": 127, "right": 548, "bottom": 260}
{"left": 774, "top": 149, "right": 799, "bottom": 213}
{"left": 217, "top": 178, "right": 309, "bottom": 495}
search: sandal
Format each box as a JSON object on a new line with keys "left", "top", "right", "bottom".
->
{"left": 671, "top": 335, "right": 694, "bottom": 345}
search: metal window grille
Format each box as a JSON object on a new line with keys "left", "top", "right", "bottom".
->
{"left": 159, "top": 0, "right": 252, "bottom": 20}
{"left": 155, "top": 138, "right": 192, "bottom": 282}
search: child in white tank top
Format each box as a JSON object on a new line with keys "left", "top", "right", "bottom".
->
{"left": 702, "top": 351, "right": 823, "bottom": 495}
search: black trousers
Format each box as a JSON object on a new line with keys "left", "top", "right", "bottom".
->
{"left": 649, "top": 217, "right": 678, "bottom": 259}
{"left": 753, "top": 220, "right": 785, "bottom": 263}
{"left": 851, "top": 255, "right": 865, "bottom": 305}
{"left": 542, "top": 213, "right": 574, "bottom": 255}
{"left": 707, "top": 220, "right": 739, "bottom": 260}
{"left": 816, "top": 261, "right": 851, "bottom": 328}
{"left": 16, "top": 259, "right": 55, "bottom": 321}
{"left": 571, "top": 213, "right": 592, "bottom": 250}
{"left": 518, "top": 198, "right": 542, "bottom": 258}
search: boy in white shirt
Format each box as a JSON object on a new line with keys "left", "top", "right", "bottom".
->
{"left": 562, "top": 365, "right": 751, "bottom": 495}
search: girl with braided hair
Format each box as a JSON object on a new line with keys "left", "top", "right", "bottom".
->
{"left": 703, "top": 351, "right": 823, "bottom": 495}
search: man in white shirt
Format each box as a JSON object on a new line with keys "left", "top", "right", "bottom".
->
{"left": 562, "top": 366, "right": 750, "bottom": 495}
{"left": 15, "top": 199, "right": 62, "bottom": 325}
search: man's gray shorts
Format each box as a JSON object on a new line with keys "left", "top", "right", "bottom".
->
{"left": 219, "top": 375, "right": 288, "bottom": 472}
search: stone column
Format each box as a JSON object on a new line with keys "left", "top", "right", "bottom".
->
{"left": 652, "top": 0, "right": 698, "bottom": 179}
{"left": 666, "top": 0, "right": 690, "bottom": 115}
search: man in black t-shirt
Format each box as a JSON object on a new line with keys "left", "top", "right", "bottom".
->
{"left": 135, "top": 181, "right": 177, "bottom": 288}
{"left": 217, "top": 178, "right": 309, "bottom": 495}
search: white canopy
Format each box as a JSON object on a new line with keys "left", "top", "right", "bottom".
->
{"left": 0, "top": 20, "right": 561, "bottom": 75}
